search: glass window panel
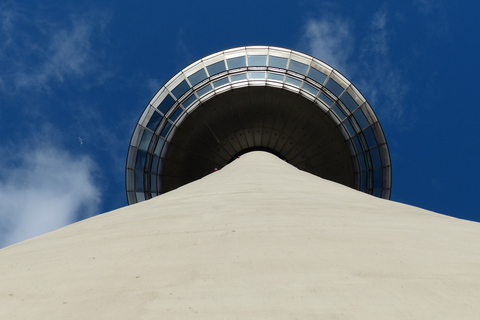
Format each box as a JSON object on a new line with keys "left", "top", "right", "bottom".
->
{"left": 154, "top": 138, "right": 165, "bottom": 155}
{"left": 230, "top": 73, "right": 247, "bottom": 82}
{"left": 325, "top": 78, "right": 344, "bottom": 97}
{"left": 136, "top": 192, "right": 145, "bottom": 202}
{"left": 353, "top": 108, "right": 369, "bottom": 129}
{"left": 150, "top": 174, "right": 157, "bottom": 191}
{"left": 352, "top": 136, "right": 363, "bottom": 153}
{"left": 135, "top": 150, "right": 147, "bottom": 170}
{"left": 285, "top": 76, "right": 302, "bottom": 87}
{"left": 160, "top": 121, "right": 172, "bottom": 138}
{"left": 340, "top": 92, "right": 359, "bottom": 113}
{"left": 373, "top": 168, "right": 383, "bottom": 188}
{"left": 363, "top": 127, "right": 377, "bottom": 148}
{"left": 188, "top": 68, "right": 208, "bottom": 86}
{"left": 207, "top": 60, "right": 226, "bottom": 75}
{"left": 156, "top": 173, "right": 162, "bottom": 191}
{"left": 288, "top": 60, "right": 308, "bottom": 75}
{"left": 248, "top": 55, "right": 267, "bottom": 66}
{"left": 370, "top": 147, "right": 382, "bottom": 168}
{"left": 358, "top": 153, "right": 367, "bottom": 171}
{"left": 127, "top": 191, "right": 135, "bottom": 203}
{"left": 268, "top": 56, "right": 288, "bottom": 68}
{"left": 249, "top": 72, "right": 265, "bottom": 79}
{"left": 157, "top": 157, "right": 163, "bottom": 173}
{"left": 343, "top": 119, "right": 356, "bottom": 136}
{"left": 361, "top": 171, "right": 367, "bottom": 189}
{"left": 319, "top": 92, "right": 334, "bottom": 107}
{"left": 197, "top": 84, "right": 212, "bottom": 97}
{"left": 183, "top": 94, "right": 197, "bottom": 108}
{"left": 169, "top": 106, "right": 183, "bottom": 122}
{"left": 171, "top": 80, "right": 190, "bottom": 99}
{"left": 135, "top": 171, "right": 144, "bottom": 191}
{"left": 158, "top": 94, "right": 175, "bottom": 114}
{"left": 151, "top": 155, "right": 160, "bottom": 172}
{"left": 213, "top": 77, "right": 229, "bottom": 87}
{"left": 227, "top": 56, "right": 246, "bottom": 69}
{"left": 302, "top": 83, "right": 318, "bottom": 96}
{"left": 373, "top": 189, "right": 382, "bottom": 197}
{"left": 332, "top": 104, "right": 346, "bottom": 121}
{"left": 307, "top": 68, "right": 327, "bottom": 84}
{"left": 146, "top": 110, "right": 162, "bottom": 131}
{"left": 139, "top": 129, "right": 153, "bottom": 151}
{"left": 267, "top": 72, "right": 284, "bottom": 81}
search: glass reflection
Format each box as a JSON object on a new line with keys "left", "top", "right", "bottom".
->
{"left": 248, "top": 55, "right": 267, "bottom": 66}
{"left": 207, "top": 61, "right": 226, "bottom": 75}
{"left": 146, "top": 110, "right": 162, "bottom": 131}
{"left": 307, "top": 68, "right": 327, "bottom": 84}
{"left": 197, "top": 84, "right": 212, "bottom": 97}
{"left": 227, "top": 56, "right": 246, "bottom": 69}
{"left": 302, "top": 83, "right": 318, "bottom": 96}
{"left": 135, "top": 150, "right": 146, "bottom": 170}
{"left": 160, "top": 121, "right": 172, "bottom": 138}
{"left": 325, "top": 78, "right": 344, "bottom": 97}
{"left": 158, "top": 94, "right": 175, "bottom": 114}
{"left": 188, "top": 68, "right": 208, "bottom": 86}
{"left": 340, "top": 92, "right": 358, "bottom": 113}
{"left": 332, "top": 104, "right": 346, "bottom": 121}
{"left": 288, "top": 60, "right": 308, "bottom": 75}
{"left": 267, "top": 72, "right": 284, "bottom": 81}
{"left": 139, "top": 130, "right": 153, "bottom": 151}
{"left": 285, "top": 76, "right": 301, "bottom": 87}
{"left": 171, "top": 80, "right": 190, "bottom": 99}
{"left": 230, "top": 73, "right": 247, "bottom": 82}
{"left": 213, "top": 77, "right": 229, "bottom": 87}
{"left": 268, "top": 56, "right": 288, "bottom": 68}
{"left": 353, "top": 108, "right": 369, "bottom": 129}
{"left": 319, "top": 92, "right": 334, "bottom": 107}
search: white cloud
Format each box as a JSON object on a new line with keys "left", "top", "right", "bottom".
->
{"left": 302, "top": 17, "right": 354, "bottom": 76}
{"left": 0, "top": 5, "right": 15, "bottom": 49}
{"left": 301, "top": 8, "right": 408, "bottom": 123}
{"left": 413, "top": 0, "right": 435, "bottom": 14}
{"left": 0, "top": 5, "right": 109, "bottom": 93}
{"left": 0, "top": 145, "right": 101, "bottom": 248}
{"left": 370, "top": 8, "right": 388, "bottom": 56}
{"left": 13, "top": 18, "right": 96, "bottom": 91}
{"left": 147, "top": 78, "right": 163, "bottom": 97}
{"left": 358, "top": 7, "right": 408, "bottom": 121}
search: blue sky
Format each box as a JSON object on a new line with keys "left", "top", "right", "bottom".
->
{"left": 1, "top": 0, "right": 479, "bottom": 247}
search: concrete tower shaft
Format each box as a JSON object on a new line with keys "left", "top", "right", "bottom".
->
{"left": 2, "top": 152, "right": 480, "bottom": 319}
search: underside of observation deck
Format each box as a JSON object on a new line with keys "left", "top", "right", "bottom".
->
{"left": 161, "top": 86, "right": 354, "bottom": 193}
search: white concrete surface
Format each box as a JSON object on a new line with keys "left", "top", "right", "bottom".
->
{"left": 1, "top": 151, "right": 479, "bottom": 319}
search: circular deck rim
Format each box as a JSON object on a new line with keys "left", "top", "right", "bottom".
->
{"left": 126, "top": 46, "right": 392, "bottom": 204}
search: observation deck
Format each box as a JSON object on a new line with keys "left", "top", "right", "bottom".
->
{"left": 126, "top": 46, "right": 391, "bottom": 204}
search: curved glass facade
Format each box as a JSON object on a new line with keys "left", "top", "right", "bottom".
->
{"left": 126, "top": 46, "right": 392, "bottom": 204}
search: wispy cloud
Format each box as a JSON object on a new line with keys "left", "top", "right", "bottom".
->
{"left": 413, "top": 0, "right": 436, "bottom": 14}
{"left": 358, "top": 7, "right": 408, "bottom": 122}
{"left": 301, "top": 7, "right": 408, "bottom": 123}
{"left": 302, "top": 16, "right": 353, "bottom": 76}
{"left": 0, "top": 143, "right": 100, "bottom": 248}
{"left": 369, "top": 8, "right": 388, "bottom": 56}
{"left": 0, "top": 4, "right": 16, "bottom": 49}
{"left": 0, "top": 5, "right": 109, "bottom": 93}
{"left": 412, "top": 0, "right": 448, "bottom": 36}
{"left": 14, "top": 19, "right": 94, "bottom": 89}
{"left": 146, "top": 78, "right": 163, "bottom": 97}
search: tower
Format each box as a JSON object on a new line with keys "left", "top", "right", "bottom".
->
{"left": 1, "top": 47, "right": 479, "bottom": 319}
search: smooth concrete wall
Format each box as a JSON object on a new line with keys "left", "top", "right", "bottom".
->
{"left": 1, "top": 152, "right": 479, "bottom": 319}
